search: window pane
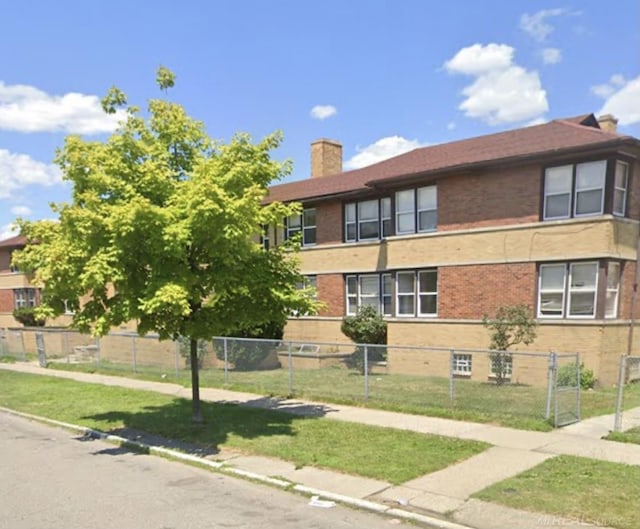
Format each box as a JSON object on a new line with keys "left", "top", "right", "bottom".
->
{"left": 303, "top": 208, "right": 316, "bottom": 226}
{"left": 539, "top": 293, "right": 564, "bottom": 315}
{"left": 418, "top": 186, "right": 436, "bottom": 209}
{"left": 419, "top": 295, "right": 437, "bottom": 315}
{"left": 397, "top": 273, "right": 414, "bottom": 293}
{"left": 360, "top": 220, "right": 379, "bottom": 239}
{"left": 570, "top": 263, "right": 597, "bottom": 289}
{"left": 345, "top": 203, "right": 356, "bottom": 222}
{"left": 575, "top": 189, "right": 602, "bottom": 215}
{"left": 346, "top": 223, "right": 357, "bottom": 241}
{"left": 418, "top": 210, "right": 437, "bottom": 232}
{"left": 382, "top": 297, "right": 392, "bottom": 316}
{"left": 288, "top": 215, "right": 301, "bottom": 229}
{"left": 569, "top": 292, "right": 595, "bottom": 316}
{"left": 382, "top": 219, "right": 392, "bottom": 238}
{"left": 382, "top": 274, "right": 392, "bottom": 295}
{"left": 346, "top": 276, "right": 357, "bottom": 295}
{"left": 576, "top": 161, "right": 606, "bottom": 189}
{"left": 545, "top": 194, "right": 570, "bottom": 219}
{"left": 419, "top": 270, "right": 437, "bottom": 292}
{"left": 358, "top": 200, "right": 378, "bottom": 220}
{"left": 605, "top": 292, "right": 618, "bottom": 318}
{"left": 398, "top": 295, "right": 415, "bottom": 314}
{"left": 397, "top": 212, "right": 414, "bottom": 233}
{"left": 614, "top": 190, "right": 626, "bottom": 216}
{"left": 381, "top": 197, "right": 391, "bottom": 218}
{"left": 540, "top": 265, "right": 565, "bottom": 289}
{"left": 360, "top": 276, "right": 379, "bottom": 296}
{"left": 303, "top": 227, "right": 316, "bottom": 245}
{"left": 545, "top": 166, "right": 572, "bottom": 193}
{"left": 607, "top": 262, "right": 620, "bottom": 290}
{"left": 396, "top": 190, "right": 414, "bottom": 212}
{"left": 615, "top": 162, "right": 628, "bottom": 188}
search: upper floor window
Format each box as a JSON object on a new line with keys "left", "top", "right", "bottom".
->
{"left": 613, "top": 161, "right": 629, "bottom": 216}
{"left": 345, "top": 198, "right": 391, "bottom": 242}
{"left": 543, "top": 161, "right": 606, "bottom": 220}
{"left": 395, "top": 185, "right": 437, "bottom": 235}
{"left": 259, "top": 224, "right": 270, "bottom": 250}
{"left": 538, "top": 262, "right": 599, "bottom": 318}
{"left": 286, "top": 208, "right": 316, "bottom": 246}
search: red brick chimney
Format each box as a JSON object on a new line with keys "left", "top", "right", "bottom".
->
{"left": 311, "top": 139, "right": 342, "bottom": 178}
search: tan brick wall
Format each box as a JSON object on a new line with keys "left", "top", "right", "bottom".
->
{"left": 316, "top": 274, "right": 343, "bottom": 317}
{"left": 311, "top": 139, "right": 342, "bottom": 177}
{"left": 439, "top": 263, "right": 536, "bottom": 319}
{"left": 439, "top": 165, "right": 540, "bottom": 231}
{"left": 284, "top": 317, "right": 347, "bottom": 343}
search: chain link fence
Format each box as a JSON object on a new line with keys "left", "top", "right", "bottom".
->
{"left": 613, "top": 355, "right": 640, "bottom": 432}
{"left": 3, "top": 328, "right": 587, "bottom": 427}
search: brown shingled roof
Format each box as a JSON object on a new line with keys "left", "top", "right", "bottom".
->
{"left": 266, "top": 114, "right": 638, "bottom": 204}
{"left": 0, "top": 235, "right": 26, "bottom": 248}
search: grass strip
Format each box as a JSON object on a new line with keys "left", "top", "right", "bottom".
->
{"left": 0, "top": 370, "right": 487, "bottom": 484}
{"left": 473, "top": 455, "right": 640, "bottom": 529}
{"left": 604, "top": 426, "right": 640, "bottom": 445}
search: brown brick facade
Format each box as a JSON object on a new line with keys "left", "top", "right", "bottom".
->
{"left": 620, "top": 260, "right": 639, "bottom": 321}
{"left": 315, "top": 202, "right": 342, "bottom": 245}
{"left": 0, "top": 288, "right": 14, "bottom": 312}
{"left": 316, "top": 274, "right": 344, "bottom": 317}
{"left": 438, "top": 165, "right": 541, "bottom": 232}
{"left": 438, "top": 263, "right": 537, "bottom": 319}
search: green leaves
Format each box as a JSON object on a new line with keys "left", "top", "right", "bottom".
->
{"left": 156, "top": 66, "right": 176, "bottom": 91}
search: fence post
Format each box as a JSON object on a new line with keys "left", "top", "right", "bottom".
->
{"left": 614, "top": 355, "right": 626, "bottom": 432}
{"left": 132, "top": 336, "right": 137, "bottom": 373}
{"left": 287, "top": 341, "right": 293, "bottom": 396}
{"left": 576, "top": 352, "right": 581, "bottom": 422}
{"left": 224, "top": 338, "right": 229, "bottom": 384}
{"left": 19, "top": 330, "right": 26, "bottom": 361}
{"left": 94, "top": 336, "right": 101, "bottom": 365}
{"left": 545, "top": 352, "right": 556, "bottom": 421}
{"left": 364, "top": 344, "right": 369, "bottom": 402}
{"left": 449, "top": 349, "right": 455, "bottom": 406}
{"left": 63, "top": 331, "right": 70, "bottom": 364}
{"left": 174, "top": 340, "right": 180, "bottom": 376}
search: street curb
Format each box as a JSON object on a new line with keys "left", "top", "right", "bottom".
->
{"left": 1, "top": 406, "right": 474, "bottom": 529}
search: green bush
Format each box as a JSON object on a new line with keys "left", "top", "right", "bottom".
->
{"left": 13, "top": 307, "right": 45, "bottom": 327}
{"left": 215, "top": 321, "right": 283, "bottom": 371}
{"left": 341, "top": 306, "right": 387, "bottom": 373}
{"left": 556, "top": 362, "right": 596, "bottom": 389}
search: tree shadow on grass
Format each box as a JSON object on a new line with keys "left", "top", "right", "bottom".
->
{"left": 81, "top": 397, "right": 304, "bottom": 458}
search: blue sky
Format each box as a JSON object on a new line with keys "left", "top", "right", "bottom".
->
{"left": 1, "top": 0, "right": 639, "bottom": 239}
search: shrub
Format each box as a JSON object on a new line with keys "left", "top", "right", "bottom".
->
{"left": 13, "top": 307, "right": 45, "bottom": 327}
{"left": 215, "top": 321, "right": 283, "bottom": 371}
{"left": 557, "top": 362, "right": 596, "bottom": 390}
{"left": 341, "top": 306, "right": 387, "bottom": 373}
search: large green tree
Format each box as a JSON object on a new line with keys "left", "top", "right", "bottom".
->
{"left": 14, "top": 68, "right": 316, "bottom": 422}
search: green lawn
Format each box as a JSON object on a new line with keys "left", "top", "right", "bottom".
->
{"left": 47, "top": 360, "right": 640, "bottom": 431}
{"left": 0, "top": 370, "right": 488, "bottom": 484}
{"left": 473, "top": 456, "right": 640, "bottom": 529}
{"left": 604, "top": 426, "right": 640, "bottom": 445}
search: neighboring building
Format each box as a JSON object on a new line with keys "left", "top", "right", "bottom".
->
{"left": 266, "top": 114, "right": 640, "bottom": 385}
{"left": 0, "top": 235, "right": 41, "bottom": 327}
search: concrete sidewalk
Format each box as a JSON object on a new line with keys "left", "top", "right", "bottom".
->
{"left": 2, "top": 362, "right": 638, "bottom": 529}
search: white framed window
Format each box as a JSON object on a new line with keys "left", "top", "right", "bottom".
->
{"left": 417, "top": 186, "right": 437, "bottom": 232}
{"left": 395, "top": 190, "right": 415, "bottom": 235}
{"left": 358, "top": 200, "right": 380, "bottom": 240}
{"left": 543, "top": 165, "right": 572, "bottom": 220}
{"left": 613, "top": 161, "right": 629, "bottom": 216}
{"left": 574, "top": 161, "right": 605, "bottom": 217}
{"left": 605, "top": 262, "right": 620, "bottom": 318}
{"left": 418, "top": 270, "right": 437, "bottom": 316}
{"left": 381, "top": 198, "right": 392, "bottom": 238}
{"left": 345, "top": 203, "right": 357, "bottom": 242}
{"left": 345, "top": 274, "right": 392, "bottom": 316}
{"left": 453, "top": 353, "right": 472, "bottom": 375}
{"left": 538, "top": 264, "right": 566, "bottom": 317}
{"left": 396, "top": 272, "right": 416, "bottom": 316}
{"left": 260, "top": 224, "right": 270, "bottom": 250}
{"left": 568, "top": 262, "right": 598, "bottom": 317}
{"left": 490, "top": 354, "right": 513, "bottom": 379}
{"left": 286, "top": 208, "right": 316, "bottom": 246}
{"left": 14, "top": 288, "right": 37, "bottom": 309}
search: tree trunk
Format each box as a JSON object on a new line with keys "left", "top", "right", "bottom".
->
{"left": 190, "top": 337, "right": 203, "bottom": 423}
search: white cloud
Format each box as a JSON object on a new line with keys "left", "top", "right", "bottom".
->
{"left": 542, "top": 48, "right": 562, "bottom": 65}
{"left": 345, "top": 136, "right": 425, "bottom": 170}
{"left": 595, "top": 75, "right": 640, "bottom": 126}
{"left": 520, "top": 8, "right": 566, "bottom": 42}
{"left": 0, "top": 222, "right": 18, "bottom": 241}
{"left": 0, "top": 149, "right": 63, "bottom": 199}
{"left": 0, "top": 81, "right": 125, "bottom": 134}
{"left": 447, "top": 121, "right": 456, "bottom": 131}
{"left": 310, "top": 105, "right": 337, "bottom": 120}
{"left": 444, "top": 43, "right": 548, "bottom": 125}
{"left": 10, "top": 205, "right": 32, "bottom": 216}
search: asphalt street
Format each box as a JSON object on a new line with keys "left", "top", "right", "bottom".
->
{"left": 0, "top": 412, "right": 408, "bottom": 529}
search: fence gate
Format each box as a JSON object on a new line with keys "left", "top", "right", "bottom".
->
{"left": 550, "top": 353, "right": 581, "bottom": 427}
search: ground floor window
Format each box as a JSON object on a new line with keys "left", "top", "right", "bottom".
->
{"left": 13, "top": 288, "right": 37, "bottom": 309}
{"left": 452, "top": 353, "right": 472, "bottom": 375}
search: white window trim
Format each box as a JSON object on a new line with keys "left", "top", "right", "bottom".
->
{"left": 417, "top": 186, "right": 437, "bottom": 233}
{"left": 605, "top": 262, "right": 620, "bottom": 319}
{"left": 395, "top": 271, "right": 416, "bottom": 317}
{"left": 345, "top": 203, "right": 357, "bottom": 243}
{"left": 537, "top": 264, "right": 567, "bottom": 318}
{"left": 346, "top": 275, "right": 358, "bottom": 316}
{"left": 381, "top": 273, "right": 392, "bottom": 317}
{"left": 543, "top": 165, "right": 572, "bottom": 221}
{"left": 573, "top": 161, "right": 606, "bottom": 218}
{"left": 418, "top": 270, "right": 438, "bottom": 317}
{"left": 567, "top": 262, "right": 598, "bottom": 318}
{"left": 453, "top": 353, "right": 472, "bottom": 375}
{"left": 613, "top": 161, "right": 629, "bottom": 217}
{"left": 357, "top": 200, "right": 380, "bottom": 241}
{"left": 287, "top": 209, "right": 316, "bottom": 247}
{"left": 395, "top": 190, "right": 416, "bottom": 235}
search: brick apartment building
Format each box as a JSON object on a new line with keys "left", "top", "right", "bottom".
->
{"left": 0, "top": 235, "right": 41, "bottom": 327}
{"left": 266, "top": 114, "right": 639, "bottom": 385}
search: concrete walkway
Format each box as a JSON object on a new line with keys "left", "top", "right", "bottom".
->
{"left": 2, "top": 362, "right": 638, "bottom": 529}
